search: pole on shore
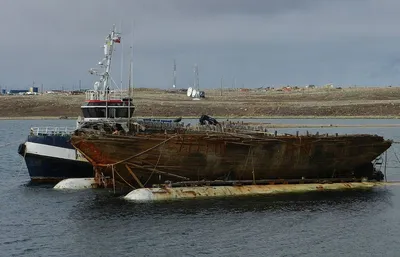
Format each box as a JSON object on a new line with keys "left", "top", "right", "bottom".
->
{"left": 220, "top": 76, "right": 223, "bottom": 96}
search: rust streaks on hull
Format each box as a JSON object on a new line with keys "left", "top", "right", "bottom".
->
{"left": 128, "top": 162, "right": 190, "bottom": 181}
{"left": 70, "top": 128, "right": 392, "bottom": 190}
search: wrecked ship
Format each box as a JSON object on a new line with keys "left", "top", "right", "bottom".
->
{"left": 69, "top": 117, "right": 392, "bottom": 192}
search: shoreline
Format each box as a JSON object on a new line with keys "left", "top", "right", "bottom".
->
{"left": 2, "top": 116, "right": 400, "bottom": 128}
{"left": 3, "top": 87, "right": 400, "bottom": 118}
{"left": 1, "top": 115, "right": 400, "bottom": 120}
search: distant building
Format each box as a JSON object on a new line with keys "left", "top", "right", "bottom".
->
{"left": 29, "top": 87, "right": 39, "bottom": 93}
{"left": 9, "top": 89, "right": 29, "bottom": 94}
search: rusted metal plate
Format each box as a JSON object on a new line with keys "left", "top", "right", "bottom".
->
{"left": 70, "top": 120, "right": 392, "bottom": 190}
{"left": 71, "top": 130, "right": 391, "bottom": 190}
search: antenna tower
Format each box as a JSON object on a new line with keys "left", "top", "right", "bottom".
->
{"left": 194, "top": 63, "right": 199, "bottom": 92}
{"left": 172, "top": 59, "right": 176, "bottom": 89}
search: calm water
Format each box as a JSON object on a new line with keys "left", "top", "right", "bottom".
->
{"left": 2, "top": 119, "right": 400, "bottom": 257}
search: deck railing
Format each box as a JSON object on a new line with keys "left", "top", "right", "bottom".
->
{"left": 30, "top": 127, "right": 76, "bottom": 136}
{"left": 85, "top": 90, "right": 130, "bottom": 101}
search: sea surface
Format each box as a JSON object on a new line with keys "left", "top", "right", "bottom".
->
{"left": 1, "top": 119, "right": 400, "bottom": 257}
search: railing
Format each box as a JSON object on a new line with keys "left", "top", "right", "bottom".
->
{"left": 85, "top": 90, "right": 130, "bottom": 101}
{"left": 30, "top": 127, "right": 76, "bottom": 136}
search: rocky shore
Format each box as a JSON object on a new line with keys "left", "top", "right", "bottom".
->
{"left": 1, "top": 87, "right": 400, "bottom": 119}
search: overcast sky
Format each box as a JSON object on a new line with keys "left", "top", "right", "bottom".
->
{"left": 1, "top": 0, "right": 400, "bottom": 90}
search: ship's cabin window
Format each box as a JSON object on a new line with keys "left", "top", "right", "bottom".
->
{"left": 86, "top": 102, "right": 123, "bottom": 107}
{"left": 81, "top": 100, "right": 134, "bottom": 118}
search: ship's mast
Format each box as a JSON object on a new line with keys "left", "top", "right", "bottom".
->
{"left": 128, "top": 21, "right": 134, "bottom": 129}
{"left": 119, "top": 20, "right": 124, "bottom": 100}
{"left": 128, "top": 46, "right": 133, "bottom": 125}
{"left": 102, "top": 25, "right": 116, "bottom": 100}
{"left": 88, "top": 25, "right": 121, "bottom": 101}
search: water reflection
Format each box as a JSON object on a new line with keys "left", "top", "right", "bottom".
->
{"left": 4, "top": 119, "right": 400, "bottom": 257}
{"left": 69, "top": 188, "right": 393, "bottom": 221}
{"left": 24, "top": 181, "right": 57, "bottom": 188}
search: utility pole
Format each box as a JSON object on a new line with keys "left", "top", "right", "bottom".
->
{"left": 79, "top": 80, "right": 81, "bottom": 91}
{"left": 220, "top": 76, "right": 223, "bottom": 96}
{"left": 193, "top": 64, "right": 199, "bottom": 91}
{"left": 172, "top": 59, "right": 176, "bottom": 89}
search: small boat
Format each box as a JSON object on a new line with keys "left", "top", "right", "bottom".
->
{"left": 18, "top": 25, "right": 135, "bottom": 182}
{"left": 18, "top": 127, "right": 92, "bottom": 182}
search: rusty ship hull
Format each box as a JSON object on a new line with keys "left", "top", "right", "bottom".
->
{"left": 70, "top": 125, "right": 391, "bottom": 190}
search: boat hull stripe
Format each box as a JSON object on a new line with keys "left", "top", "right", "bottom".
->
{"left": 24, "top": 153, "right": 93, "bottom": 180}
{"left": 25, "top": 142, "right": 88, "bottom": 162}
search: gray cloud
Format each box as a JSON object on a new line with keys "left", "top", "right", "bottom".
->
{"left": 172, "top": 0, "right": 319, "bottom": 17}
{"left": 0, "top": 0, "right": 399, "bottom": 90}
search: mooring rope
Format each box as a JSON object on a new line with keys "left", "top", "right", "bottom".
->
{"left": 251, "top": 147, "right": 256, "bottom": 185}
{"left": 393, "top": 150, "right": 400, "bottom": 163}
{"left": 113, "top": 167, "right": 135, "bottom": 189}
{"left": 1, "top": 143, "right": 13, "bottom": 148}
{"left": 242, "top": 146, "right": 252, "bottom": 177}
{"left": 104, "top": 135, "right": 178, "bottom": 167}
{"left": 0, "top": 140, "right": 22, "bottom": 148}
{"left": 17, "top": 149, "right": 27, "bottom": 173}
{"left": 143, "top": 138, "right": 165, "bottom": 187}
{"left": 385, "top": 151, "right": 388, "bottom": 182}
{"left": 112, "top": 165, "right": 116, "bottom": 194}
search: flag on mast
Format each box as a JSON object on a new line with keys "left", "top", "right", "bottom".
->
{"left": 113, "top": 36, "right": 121, "bottom": 43}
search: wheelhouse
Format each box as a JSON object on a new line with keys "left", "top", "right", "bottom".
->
{"left": 81, "top": 98, "right": 134, "bottom": 118}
